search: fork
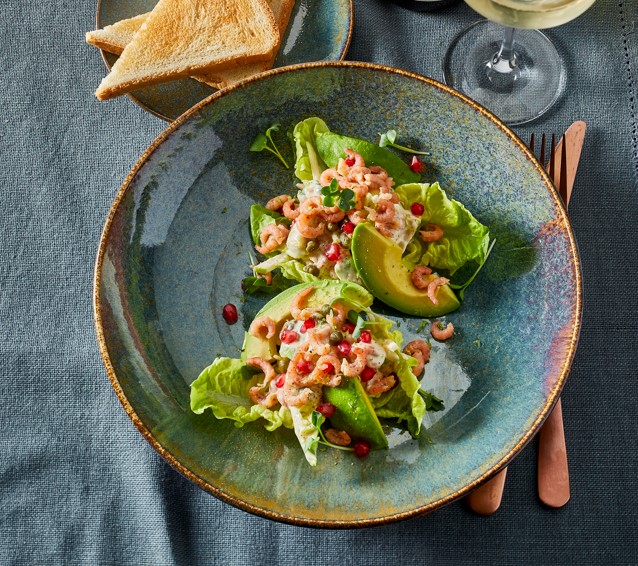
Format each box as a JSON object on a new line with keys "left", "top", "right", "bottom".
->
{"left": 466, "top": 132, "right": 570, "bottom": 515}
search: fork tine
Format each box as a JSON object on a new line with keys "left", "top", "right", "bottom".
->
{"left": 560, "top": 130, "right": 568, "bottom": 204}
{"left": 548, "top": 133, "right": 556, "bottom": 180}
{"left": 529, "top": 132, "right": 535, "bottom": 154}
{"left": 539, "top": 133, "right": 547, "bottom": 168}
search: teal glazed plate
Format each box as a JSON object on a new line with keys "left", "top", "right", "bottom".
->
{"left": 94, "top": 62, "right": 582, "bottom": 527}
{"left": 95, "top": 0, "right": 353, "bottom": 121}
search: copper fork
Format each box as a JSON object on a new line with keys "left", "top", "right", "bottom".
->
{"left": 467, "top": 131, "right": 571, "bottom": 514}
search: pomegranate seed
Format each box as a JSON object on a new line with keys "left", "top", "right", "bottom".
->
{"left": 410, "top": 202, "right": 425, "bottom": 216}
{"left": 296, "top": 359, "right": 313, "bottom": 375}
{"left": 359, "top": 330, "right": 372, "bottom": 343}
{"left": 345, "top": 156, "right": 356, "bottom": 167}
{"left": 222, "top": 304, "right": 238, "bottom": 324}
{"left": 316, "top": 402, "right": 336, "bottom": 418}
{"left": 280, "top": 329, "right": 298, "bottom": 344}
{"left": 337, "top": 341, "right": 352, "bottom": 356}
{"left": 353, "top": 440, "right": 371, "bottom": 459}
{"left": 360, "top": 366, "right": 376, "bottom": 382}
{"left": 321, "top": 362, "right": 335, "bottom": 374}
{"left": 409, "top": 156, "right": 424, "bottom": 173}
{"left": 341, "top": 221, "right": 355, "bottom": 235}
{"left": 275, "top": 374, "right": 286, "bottom": 388}
{"left": 300, "top": 318, "right": 316, "bottom": 334}
{"left": 324, "top": 243, "right": 341, "bottom": 262}
{"left": 342, "top": 322, "right": 355, "bottom": 334}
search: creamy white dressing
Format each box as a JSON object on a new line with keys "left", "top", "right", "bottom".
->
{"left": 285, "top": 223, "right": 307, "bottom": 259}
{"left": 335, "top": 258, "right": 362, "bottom": 284}
{"left": 278, "top": 319, "right": 309, "bottom": 359}
{"left": 387, "top": 204, "right": 420, "bottom": 252}
{"left": 362, "top": 341, "right": 387, "bottom": 369}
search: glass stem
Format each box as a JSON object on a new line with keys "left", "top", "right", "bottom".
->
{"left": 488, "top": 27, "right": 519, "bottom": 77}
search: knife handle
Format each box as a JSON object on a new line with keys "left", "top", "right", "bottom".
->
{"left": 466, "top": 468, "right": 508, "bottom": 515}
{"left": 538, "top": 399, "right": 570, "bottom": 507}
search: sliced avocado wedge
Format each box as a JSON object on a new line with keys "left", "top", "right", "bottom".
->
{"left": 351, "top": 223, "right": 460, "bottom": 317}
{"left": 323, "top": 377, "right": 388, "bottom": 449}
{"left": 241, "top": 280, "right": 373, "bottom": 361}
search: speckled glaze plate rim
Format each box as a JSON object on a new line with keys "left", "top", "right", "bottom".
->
{"left": 94, "top": 0, "right": 354, "bottom": 121}
{"left": 93, "top": 61, "right": 582, "bottom": 528}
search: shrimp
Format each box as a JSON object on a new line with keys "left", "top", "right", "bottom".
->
{"left": 431, "top": 320, "right": 454, "bottom": 341}
{"left": 344, "top": 148, "right": 365, "bottom": 168}
{"left": 249, "top": 380, "right": 279, "bottom": 408}
{"left": 365, "top": 372, "right": 396, "bottom": 396}
{"left": 347, "top": 209, "right": 368, "bottom": 225}
{"left": 282, "top": 199, "right": 300, "bottom": 220}
{"left": 324, "top": 429, "right": 352, "bottom": 446}
{"left": 306, "top": 325, "right": 332, "bottom": 356}
{"left": 411, "top": 266, "right": 433, "bottom": 290}
{"left": 249, "top": 316, "right": 276, "bottom": 340}
{"left": 420, "top": 224, "right": 444, "bottom": 243}
{"left": 427, "top": 277, "right": 450, "bottom": 306}
{"left": 291, "top": 287, "right": 316, "bottom": 321}
{"left": 377, "top": 186, "right": 399, "bottom": 203}
{"left": 326, "top": 302, "right": 348, "bottom": 326}
{"left": 320, "top": 205, "right": 346, "bottom": 223}
{"left": 299, "top": 196, "right": 323, "bottom": 215}
{"left": 308, "top": 354, "right": 342, "bottom": 387}
{"left": 266, "top": 194, "right": 291, "bottom": 211}
{"left": 403, "top": 340, "right": 431, "bottom": 376}
{"left": 370, "top": 201, "right": 398, "bottom": 237}
{"left": 245, "top": 357, "right": 276, "bottom": 382}
{"left": 281, "top": 379, "right": 321, "bottom": 408}
{"left": 296, "top": 213, "right": 326, "bottom": 239}
{"left": 258, "top": 272, "right": 272, "bottom": 285}
{"left": 255, "top": 223, "right": 289, "bottom": 254}
{"left": 365, "top": 166, "right": 395, "bottom": 191}
{"left": 341, "top": 350, "right": 367, "bottom": 377}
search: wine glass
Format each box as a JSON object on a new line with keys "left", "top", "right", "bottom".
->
{"left": 443, "top": 0, "right": 596, "bottom": 125}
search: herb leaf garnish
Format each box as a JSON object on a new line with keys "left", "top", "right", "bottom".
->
{"left": 320, "top": 179, "right": 356, "bottom": 211}
{"left": 311, "top": 411, "right": 354, "bottom": 452}
{"left": 379, "top": 129, "right": 430, "bottom": 155}
{"left": 250, "top": 124, "right": 290, "bottom": 168}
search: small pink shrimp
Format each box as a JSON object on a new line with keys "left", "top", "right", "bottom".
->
{"left": 299, "top": 196, "right": 323, "bottom": 215}
{"left": 431, "top": 320, "right": 454, "bottom": 341}
{"left": 420, "top": 224, "right": 444, "bottom": 243}
{"left": 325, "top": 429, "right": 352, "bottom": 446}
{"left": 344, "top": 148, "right": 365, "bottom": 168}
{"left": 365, "top": 166, "right": 395, "bottom": 191}
{"left": 245, "top": 357, "right": 276, "bottom": 381}
{"left": 320, "top": 205, "right": 346, "bottom": 223}
{"left": 291, "top": 287, "right": 316, "bottom": 321}
{"left": 255, "top": 223, "right": 289, "bottom": 254}
{"left": 319, "top": 168, "right": 342, "bottom": 187}
{"left": 326, "top": 302, "right": 348, "bottom": 327}
{"left": 248, "top": 316, "right": 276, "bottom": 340}
{"left": 341, "top": 351, "right": 367, "bottom": 377}
{"left": 282, "top": 200, "right": 300, "bottom": 220}
{"left": 265, "top": 194, "right": 291, "bottom": 211}
{"left": 281, "top": 380, "right": 321, "bottom": 408}
{"left": 411, "top": 265, "right": 433, "bottom": 290}
{"left": 296, "top": 213, "right": 325, "bottom": 239}
{"left": 403, "top": 340, "right": 431, "bottom": 376}
{"left": 306, "top": 325, "right": 332, "bottom": 356}
{"left": 258, "top": 272, "right": 272, "bottom": 285}
{"left": 249, "top": 380, "right": 279, "bottom": 408}
{"left": 377, "top": 186, "right": 399, "bottom": 203}
{"left": 309, "top": 354, "right": 342, "bottom": 386}
{"left": 427, "top": 277, "right": 450, "bottom": 306}
{"left": 347, "top": 209, "right": 368, "bottom": 225}
{"left": 365, "top": 372, "right": 396, "bottom": 396}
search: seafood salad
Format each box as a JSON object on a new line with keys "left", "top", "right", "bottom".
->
{"left": 190, "top": 281, "right": 444, "bottom": 466}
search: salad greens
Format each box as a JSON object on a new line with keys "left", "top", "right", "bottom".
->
{"left": 249, "top": 124, "right": 290, "bottom": 169}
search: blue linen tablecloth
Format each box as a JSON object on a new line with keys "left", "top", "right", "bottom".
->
{"left": 1, "top": 0, "right": 637, "bottom": 563}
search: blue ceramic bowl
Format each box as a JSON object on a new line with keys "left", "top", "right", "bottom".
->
{"left": 94, "top": 62, "right": 581, "bottom": 527}
{"left": 96, "top": 0, "right": 353, "bottom": 120}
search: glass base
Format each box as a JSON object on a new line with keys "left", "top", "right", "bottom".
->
{"left": 442, "top": 20, "right": 565, "bottom": 126}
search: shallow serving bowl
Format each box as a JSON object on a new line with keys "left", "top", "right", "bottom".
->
{"left": 94, "top": 62, "right": 581, "bottom": 527}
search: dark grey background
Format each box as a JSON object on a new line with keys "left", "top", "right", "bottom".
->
{"left": 1, "top": 0, "right": 636, "bottom": 564}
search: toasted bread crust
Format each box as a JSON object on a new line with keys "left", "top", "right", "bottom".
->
{"left": 95, "top": 0, "right": 279, "bottom": 100}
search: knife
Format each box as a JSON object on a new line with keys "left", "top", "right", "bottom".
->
{"left": 537, "top": 120, "right": 586, "bottom": 508}
{"left": 467, "top": 121, "right": 587, "bottom": 514}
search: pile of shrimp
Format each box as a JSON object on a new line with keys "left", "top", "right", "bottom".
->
{"left": 245, "top": 287, "right": 398, "bottom": 412}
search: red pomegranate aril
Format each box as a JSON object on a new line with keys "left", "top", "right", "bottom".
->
{"left": 345, "top": 156, "right": 356, "bottom": 167}
{"left": 353, "top": 440, "right": 371, "bottom": 459}
{"left": 342, "top": 322, "right": 355, "bottom": 334}
{"left": 296, "top": 359, "right": 313, "bottom": 375}
{"left": 280, "top": 329, "right": 298, "bottom": 344}
{"left": 321, "top": 362, "right": 335, "bottom": 374}
{"left": 222, "top": 303, "right": 238, "bottom": 324}
{"left": 275, "top": 374, "right": 286, "bottom": 388}
{"left": 337, "top": 341, "right": 352, "bottom": 356}
{"left": 300, "top": 318, "right": 316, "bottom": 334}
{"left": 359, "top": 330, "right": 372, "bottom": 343}
{"left": 360, "top": 366, "right": 376, "bottom": 382}
{"left": 409, "top": 156, "right": 425, "bottom": 173}
{"left": 410, "top": 202, "right": 425, "bottom": 216}
{"left": 325, "top": 243, "right": 341, "bottom": 262}
{"left": 341, "top": 221, "right": 355, "bottom": 235}
{"left": 316, "top": 402, "right": 336, "bottom": 418}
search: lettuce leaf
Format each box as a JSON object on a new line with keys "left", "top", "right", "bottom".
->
{"left": 279, "top": 259, "right": 320, "bottom": 284}
{"left": 395, "top": 182, "right": 490, "bottom": 274}
{"left": 249, "top": 204, "right": 289, "bottom": 247}
{"left": 293, "top": 117, "right": 330, "bottom": 181}
{"left": 289, "top": 406, "right": 320, "bottom": 466}
{"left": 401, "top": 238, "right": 423, "bottom": 271}
{"left": 190, "top": 358, "right": 292, "bottom": 432}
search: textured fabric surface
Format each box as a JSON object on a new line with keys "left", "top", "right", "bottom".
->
{"left": 1, "top": 0, "right": 637, "bottom": 564}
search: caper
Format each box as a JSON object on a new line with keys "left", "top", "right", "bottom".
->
{"left": 339, "top": 233, "right": 350, "bottom": 246}
{"left": 329, "top": 330, "right": 343, "bottom": 345}
{"left": 320, "top": 304, "right": 332, "bottom": 316}
{"left": 303, "top": 264, "right": 319, "bottom": 275}
{"left": 305, "top": 240, "right": 317, "bottom": 252}
{"left": 327, "top": 222, "right": 337, "bottom": 232}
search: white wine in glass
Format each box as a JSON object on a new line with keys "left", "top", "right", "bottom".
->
{"left": 443, "top": 0, "right": 596, "bottom": 125}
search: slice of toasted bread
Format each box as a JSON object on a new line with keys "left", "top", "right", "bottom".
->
{"left": 94, "top": 0, "right": 279, "bottom": 100}
{"left": 87, "top": 0, "right": 294, "bottom": 90}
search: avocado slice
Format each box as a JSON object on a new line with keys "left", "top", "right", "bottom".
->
{"left": 241, "top": 280, "right": 373, "bottom": 361}
{"left": 323, "top": 377, "right": 388, "bottom": 449}
{"left": 351, "top": 223, "right": 460, "bottom": 317}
